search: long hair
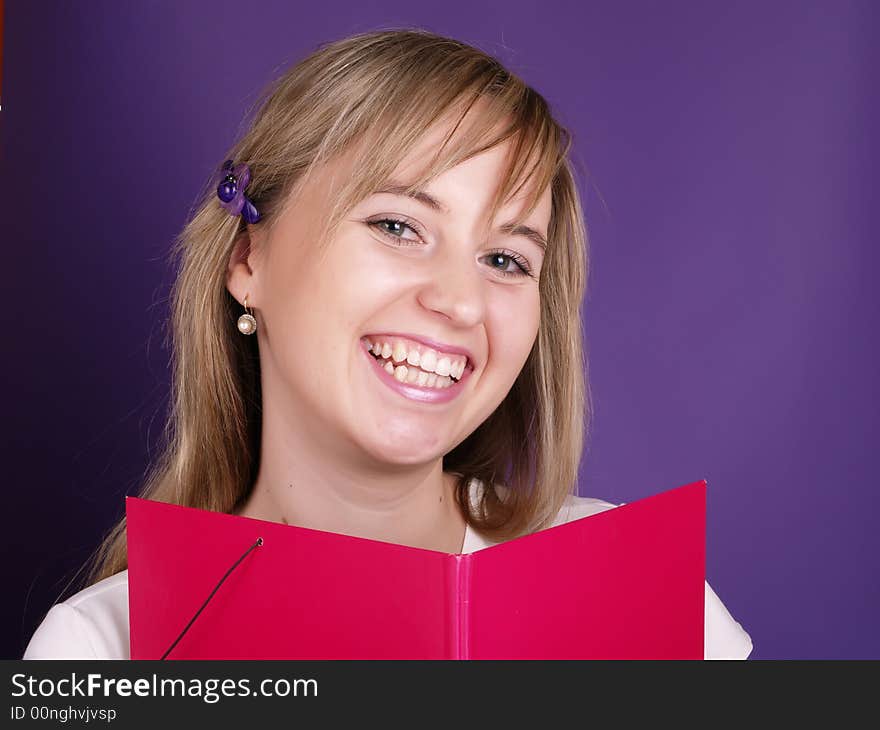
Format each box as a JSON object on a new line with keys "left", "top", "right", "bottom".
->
{"left": 86, "top": 27, "right": 591, "bottom": 584}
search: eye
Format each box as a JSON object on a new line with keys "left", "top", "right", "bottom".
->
{"left": 482, "top": 250, "right": 535, "bottom": 279}
{"left": 366, "top": 217, "right": 536, "bottom": 280}
{"left": 367, "top": 217, "right": 424, "bottom": 245}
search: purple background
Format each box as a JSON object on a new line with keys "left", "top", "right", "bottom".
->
{"left": 2, "top": 1, "right": 876, "bottom": 660}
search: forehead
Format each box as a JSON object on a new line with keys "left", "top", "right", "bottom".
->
{"left": 287, "top": 101, "right": 555, "bottom": 238}
{"left": 380, "top": 119, "right": 553, "bottom": 228}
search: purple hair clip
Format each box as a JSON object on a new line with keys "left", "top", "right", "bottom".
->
{"left": 216, "top": 160, "right": 261, "bottom": 224}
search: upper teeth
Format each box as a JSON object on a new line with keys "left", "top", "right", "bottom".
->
{"left": 365, "top": 338, "right": 468, "bottom": 380}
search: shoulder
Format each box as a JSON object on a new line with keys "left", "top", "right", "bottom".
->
{"left": 550, "top": 493, "right": 619, "bottom": 526}
{"left": 463, "top": 486, "right": 619, "bottom": 549}
{"left": 703, "top": 581, "right": 753, "bottom": 660}
{"left": 23, "top": 570, "right": 130, "bottom": 660}
{"left": 465, "top": 478, "right": 619, "bottom": 523}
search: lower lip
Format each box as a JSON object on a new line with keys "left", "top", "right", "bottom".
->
{"left": 360, "top": 341, "right": 470, "bottom": 404}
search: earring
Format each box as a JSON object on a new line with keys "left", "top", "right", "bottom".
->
{"left": 237, "top": 295, "right": 257, "bottom": 335}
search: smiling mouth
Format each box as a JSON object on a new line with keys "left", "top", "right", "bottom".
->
{"left": 367, "top": 348, "right": 460, "bottom": 385}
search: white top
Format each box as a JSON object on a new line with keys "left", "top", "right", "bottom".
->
{"left": 23, "top": 489, "right": 753, "bottom": 660}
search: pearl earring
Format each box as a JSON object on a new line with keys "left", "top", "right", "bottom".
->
{"left": 237, "top": 295, "right": 257, "bottom": 335}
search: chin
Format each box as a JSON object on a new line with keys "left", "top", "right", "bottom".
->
{"left": 358, "top": 423, "right": 450, "bottom": 466}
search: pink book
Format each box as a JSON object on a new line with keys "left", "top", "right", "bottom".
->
{"left": 127, "top": 479, "right": 705, "bottom": 659}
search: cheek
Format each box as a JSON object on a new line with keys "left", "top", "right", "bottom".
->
{"left": 263, "top": 232, "right": 411, "bottom": 361}
{"left": 324, "top": 231, "right": 427, "bottom": 320}
{"left": 486, "top": 290, "right": 541, "bottom": 376}
{"left": 258, "top": 242, "right": 351, "bottom": 393}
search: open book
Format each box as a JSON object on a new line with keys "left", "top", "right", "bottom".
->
{"left": 126, "top": 479, "right": 705, "bottom": 659}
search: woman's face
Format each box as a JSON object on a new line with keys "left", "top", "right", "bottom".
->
{"left": 232, "top": 131, "right": 551, "bottom": 468}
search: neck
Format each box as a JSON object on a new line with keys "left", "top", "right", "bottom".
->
{"left": 234, "top": 407, "right": 468, "bottom": 554}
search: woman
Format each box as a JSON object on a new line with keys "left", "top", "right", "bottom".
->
{"left": 23, "top": 28, "right": 752, "bottom": 660}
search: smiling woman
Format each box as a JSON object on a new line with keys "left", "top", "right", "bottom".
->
{"left": 22, "top": 28, "right": 752, "bottom": 660}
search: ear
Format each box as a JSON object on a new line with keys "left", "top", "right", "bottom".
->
{"left": 226, "top": 229, "right": 262, "bottom": 307}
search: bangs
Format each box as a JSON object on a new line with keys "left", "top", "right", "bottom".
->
{"left": 305, "top": 60, "right": 569, "bottom": 252}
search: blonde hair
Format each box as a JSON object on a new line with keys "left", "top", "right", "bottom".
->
{"left": 86, "top": 27, "right": 591, "bottom": 585}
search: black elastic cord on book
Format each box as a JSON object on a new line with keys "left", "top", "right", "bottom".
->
{"left": 161, "top": 536, "right": 264, "bottom": 660}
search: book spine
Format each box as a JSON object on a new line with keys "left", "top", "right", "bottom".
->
{"left": 457, "top": 555, "right": 471, "bottom": 660}
{"left": 446, "top": 557, "right": 459, "bottom": 659}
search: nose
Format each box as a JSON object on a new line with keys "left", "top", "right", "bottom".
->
{"left": 416, "top": 248, "right": 487, "bottom": 328}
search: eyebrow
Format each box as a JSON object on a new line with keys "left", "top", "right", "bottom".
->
{"left": 372, "top": 184, "right": 548, "bottom": 251}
